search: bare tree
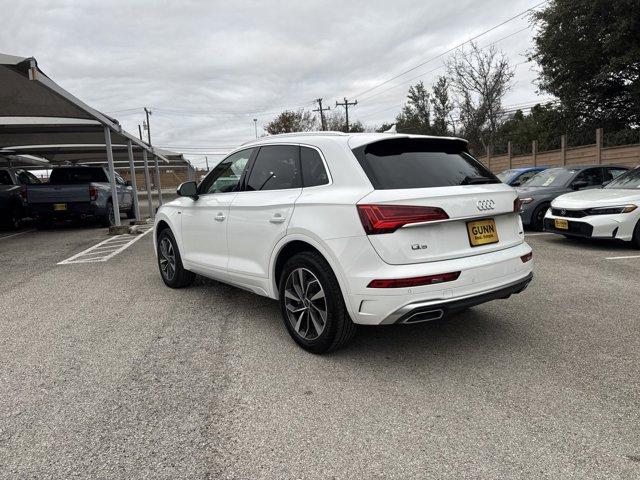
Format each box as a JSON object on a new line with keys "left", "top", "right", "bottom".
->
{"left": 446, "top": 42, "right": 514, "bottom": 154}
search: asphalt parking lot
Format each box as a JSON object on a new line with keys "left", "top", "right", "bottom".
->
{"left": 1, "top": 226, "right": 639, "bottom": 479}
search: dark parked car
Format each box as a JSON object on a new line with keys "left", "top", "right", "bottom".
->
{"left": 24, "top": 166, "right": 135, "bottom": 227}
{"left": 496, "top": 167, "right": 548, "bottom": 186}
{"left": 0, "top": 167, "right": 41, "bottom": 229}
{"left": 516, "top": 164, "right": 629, "bottom": 230}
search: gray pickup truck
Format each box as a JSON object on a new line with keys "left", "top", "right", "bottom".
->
{"left": 25, "top": 166, "right": 135, "bottom": 227}
{"left": 0, "top": 167, "right": 41, "bottom": 229}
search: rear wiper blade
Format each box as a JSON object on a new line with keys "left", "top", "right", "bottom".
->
{"left": 461, "top": 176, "right": 499, "bottom": 185}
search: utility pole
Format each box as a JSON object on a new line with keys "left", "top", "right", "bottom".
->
{"left": 138, "top": 124, "right": 144, "bottom": 143}
{"left": 253, "top": 118, "right": 258, "bottom": 138}
{"left": 335, "top": 97, "right": 357, "bottom": 132}
{"left": 313, "top": 98, "right": 331, "bottom": 131}
{"left": 205, "top": 156, "right": 209, "bottom": 172}
{"left": 144, "top": 107, "right": 152, "bottom": 145}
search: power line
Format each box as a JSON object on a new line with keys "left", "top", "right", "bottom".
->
{"left": 358, "top": 26, "right": 533, "bottom": 104}
{"left": 351, "top": 1, "right": 547, "bottom": 99}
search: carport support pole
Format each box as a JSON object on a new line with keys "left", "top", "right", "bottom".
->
{"left": 153, "top": 154, "right": 163, "bottom": 207}
{"left": 103, "top": 127, "right": 121, "bottom": 227}
{"left": 142, "top": 149, "right": 154, "bottom": 219}
{"left": 126, "top": 140, "right": 141, "bottom": 220}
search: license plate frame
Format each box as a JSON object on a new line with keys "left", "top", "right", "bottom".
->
{"left": 53, "top": 203, "right": 67, "bottom": 211}
{"left": 554, "top": 218, "right": 569, "bottom": 230}
{"left": 466, "top": 218, "right": 499, "bottom": 247}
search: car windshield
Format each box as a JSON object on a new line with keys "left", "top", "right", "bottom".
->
{"left": 523, "top": 168, "right": 576, "bottom": 187}
{"left": 604, "top": 167, "right": 640, "bottom": 189}
{"left": 496, "top": 169, "right": 517, "bottom": 182}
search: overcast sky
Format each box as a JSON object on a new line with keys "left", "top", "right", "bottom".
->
{"left": 2, "top": 0, "right": 548, "bottom": 168}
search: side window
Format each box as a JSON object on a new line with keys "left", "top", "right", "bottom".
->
{"left": 199, "top": 148, "right": 253, "bottom": 194}
{"left": 301, "top": 147, "right": 329, "bottom": 187}
{"left": 246, "top": 145, "right": 300, "bottom": 191}
{"left": 575, "top": 168, "right": 603, "bottom": 186}
{"left": 0, "top": 170, "right": 12, "bottom": 185}
{"left": 605, "top": 167, "right": 627, "bottom": 181}
{"left": 517, "top": 171, "right": 536, "bottom": 185}
{"left": 23, "top": 170, "right": 41, "bottom": 184}
{"left": 114, "top": 172, "right": 126, "bottom": 185}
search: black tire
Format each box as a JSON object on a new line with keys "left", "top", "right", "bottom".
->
{"left": 632, "top": 220, "right": 640, "bottom": 249}
{"left": 101, "top": 201, "right": 115, "bottom": 227}
{"left": 531, "top": 203, "right": 549, "bottom": 231}
{"left": 125, "top": 202, "right": 136, "bottom": 219}
{"left": 278, "top": 251, "right": 356, "bottom": 354}
{"left": 4, "top": 206, "right": 21, "bottom": 230}
{"left": 157, "top": 228, "right": 195, "bottom": 288}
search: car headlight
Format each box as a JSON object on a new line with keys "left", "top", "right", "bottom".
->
{"left": 519, "top": 197, "right": 534, "bottom": 204}
{"left": 585, "top": 205, "right": 637, "bottom": 215}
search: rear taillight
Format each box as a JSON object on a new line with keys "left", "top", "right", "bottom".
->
{"left": 89, "top": 186, "right": 98, "bottom": 201}
{"left": 521, "top": 251, "right": 533, "bottom": 263}
{"left": 357, "top": 204, "right": 449, "bottom": 235}
{"left": 20, "top": 185, "right": 27, "bottom": 203}
{"left": 368, "top": 271, "right": 461, "bottom": 288}
{"left": 514, "top": 198, "right": 524, "bottom": 213}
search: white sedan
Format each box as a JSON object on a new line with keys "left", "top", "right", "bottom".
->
{"left": 545, "top": 166, "right": 640, "bottom": 247}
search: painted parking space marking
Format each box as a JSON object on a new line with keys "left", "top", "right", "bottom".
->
{"left": 525, "top": 232, "right": 557, "bottom": 237}
{"left": 605, "top": 254, "right": 640, "bottom": 260}
{"left": 58, "top": 225, "right": 153, "bottom": 265}
{"left": 0, "top": 229, "right": 35, "bottom": 241}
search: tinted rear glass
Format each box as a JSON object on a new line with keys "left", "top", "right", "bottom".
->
{"left": 301, "top": 147, "right": 329, "bottom": 187}
{"left": 351, "top": 138, "right": 498, "bottom": 189}
{"left": 49, "top": 168, "right": 108, "bottom": 184}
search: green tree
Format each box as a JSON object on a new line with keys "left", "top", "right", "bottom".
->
{"left": 430, "top": 76, "right": 454, "bottom": 135}
{"left": 396, "top": 81, "right": 432, "bottom": 134}
{"left": 530, "top": 0, "right": 640, "bottom": 130}
{"left": 264, "top": 109, "right": 317, "bottom": 134}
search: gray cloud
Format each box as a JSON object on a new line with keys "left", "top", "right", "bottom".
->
{"left": 1, "top": 0, "right": 545, "bottom": 168}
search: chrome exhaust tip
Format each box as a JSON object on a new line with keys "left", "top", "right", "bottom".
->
{"left": 401, "top": 309, "right": 444, "bottom": 324}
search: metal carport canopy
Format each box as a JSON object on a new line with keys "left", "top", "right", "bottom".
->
{"left": 0, "top": 52, "right": 186, "bottom": 225}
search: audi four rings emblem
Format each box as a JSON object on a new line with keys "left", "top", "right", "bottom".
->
{"left": 476, "top": 199, "right": 495, "bottom": 211}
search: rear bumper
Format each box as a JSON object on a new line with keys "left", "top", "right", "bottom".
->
{"left": 328, "top": 237, "right": 533, "bottom": 325}
{"left": 30, "top": 202, "right": 106, "bottom": 220}
{"left": 382, "top": 273, "right": 532, "bottom": 324}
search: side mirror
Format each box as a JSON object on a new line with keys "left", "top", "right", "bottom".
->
{"left": 572, "top": 180, "right": 588, "bottom": 190}
{"left": 511, "top": 181, "right": 521, "bottom": 187}
{"left": 601, "top": 180, "right": 611, "bottom": 187}
{"left": 177, "top": 181, "right": 198, "bottom": 199}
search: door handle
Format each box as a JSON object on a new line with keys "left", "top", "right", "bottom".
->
{"left": 269, "top": 213, "right": 285, "bottom": 224}
{"left": 214, "top": 213, "right": 226, "bottom": 222}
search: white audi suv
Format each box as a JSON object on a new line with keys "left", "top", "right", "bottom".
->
{"left": 154, "top": 132, "right": 533, "bottom": 353}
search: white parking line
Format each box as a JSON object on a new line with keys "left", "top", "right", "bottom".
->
{"left": 0, "top": 229, "right": 35, "bottom": 241}
{"left": 58, "top": 226, "right": 153, "bottom": 265}
{"left": 605, "top": 255, "right": 640, "bottom": 260}
{"left": 525, "top": 232, "right": 556, "bottom": 237}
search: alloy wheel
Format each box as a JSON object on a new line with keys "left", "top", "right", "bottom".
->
{"left": 159, "top": 237, "right": 176, "bottom": 281}
{"left": 284, "top": 267, "right": 327, "bottom": 340}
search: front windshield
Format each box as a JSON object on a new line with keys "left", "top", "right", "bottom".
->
{"left": 523, "top": 168, "right": 576, "bottom": 187}
{"left": 605, "top": 167, "right": 640, "bottom": 189}
{"left": 496, "top": 169, "right": 517, "bottom": 182}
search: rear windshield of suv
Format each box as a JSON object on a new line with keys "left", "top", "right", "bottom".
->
{"left": 49, "top": 168, "right": 108, "bottom": 184}
{"left": 351, "top": 138, "right": 499, "bottom": 189}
